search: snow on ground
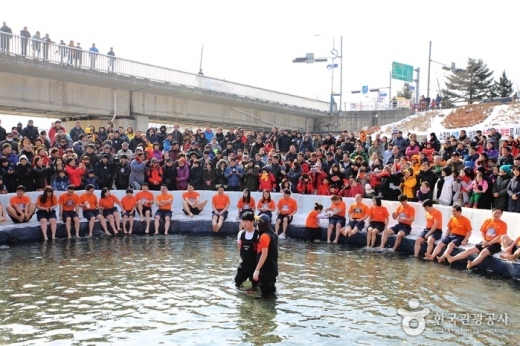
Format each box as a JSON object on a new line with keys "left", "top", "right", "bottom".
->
{"left": 371, "top": 103, "right": 520, "bottom": 139}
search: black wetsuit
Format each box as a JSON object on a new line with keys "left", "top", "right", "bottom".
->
{"left": 235, "top": 229, "right": 259, "bottom": 287}
{"left": 257, "top": 226, "right": 279, "bottom": 298}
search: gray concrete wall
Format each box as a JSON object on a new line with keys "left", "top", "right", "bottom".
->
{"left": 317, "top": 109, "right": 412, "bottom": 132}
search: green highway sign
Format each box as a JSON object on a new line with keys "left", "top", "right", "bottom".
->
{"left": 392, "top": 61, "right": 414, "bottom": 82}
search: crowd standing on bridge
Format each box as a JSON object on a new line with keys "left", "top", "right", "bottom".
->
{"left": 0, "top": 118, "right": 518, "bottom": 269}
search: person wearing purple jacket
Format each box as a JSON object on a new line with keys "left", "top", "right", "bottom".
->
{"left": 176, "top": 158, "right": 190, "bottom": 190}
{"left": 483, "top": 142, "right": 499, "bottom": 161}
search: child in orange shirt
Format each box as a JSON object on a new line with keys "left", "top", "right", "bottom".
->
{"left": 121, "top": 188, "right": 137, "bottom": 234}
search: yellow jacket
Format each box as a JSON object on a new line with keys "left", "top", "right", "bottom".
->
{"left": 401, "top": 176, "right": 417, "bottom": 199}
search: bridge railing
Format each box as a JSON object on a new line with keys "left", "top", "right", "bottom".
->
{"left": 0, "top": 32, "right": 329, "bottom": 112}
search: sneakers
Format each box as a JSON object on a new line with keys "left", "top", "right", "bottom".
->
{"left": 278, "top": 233, "right": 286, "bottom": 240}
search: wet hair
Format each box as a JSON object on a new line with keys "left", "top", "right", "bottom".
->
{"left": 452, "top": 205, "right": 462, "bottom": 212}
{"left": 331, "top": 195, "right": 341, "bottom": 202}
{"left": 422, "top": 199, "right": 433, "bottom": 208}
{"left": 314, "top": 203, "right": 323, "bottom": 211}
{"left": 16, "top": 185, "right": 26, "bottom": 192}
{"left": 39, "top": 186, "right": 54, "bottom": 205}
{"left": 398, "top": 194, "right": 408, "bottom": 202}
{"left": 372, "top": 196, "right": 383, "bottom": 206}
{"left": 101, "top": 187, "right": 110, "bottom": 198}
{"left": 85, "top": 184, "right": 95, "bottom": 191}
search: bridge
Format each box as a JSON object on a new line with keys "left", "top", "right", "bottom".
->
{"left": 0, "top": 31, "right": 331, "bottom": 132}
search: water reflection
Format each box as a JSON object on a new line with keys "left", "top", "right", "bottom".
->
{"left": 0, "top": 236, "right": 518, "bottom": 345}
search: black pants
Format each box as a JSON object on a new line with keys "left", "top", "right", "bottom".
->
{"left": 258, "top": 274, "right": 276, "bottom": 298}
{"left": 234, "top": 267, "right": 257, "bottom": 287}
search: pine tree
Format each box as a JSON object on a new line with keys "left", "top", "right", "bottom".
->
{"left": 443, "top": 58, "right": 494, "bottom": 104}
{"left": 494, "top": 70, "right": 514, "bottom": 98}
{"left": 396, "top": 82, "right": 413, "bottom": 100}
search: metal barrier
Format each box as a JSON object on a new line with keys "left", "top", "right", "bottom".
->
{"left": 0, "top": 32, "right": 329, "bottom": 112}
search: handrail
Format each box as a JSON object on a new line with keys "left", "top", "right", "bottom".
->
{"left": 0, "top": 31, "right": 330, "bottom": 112}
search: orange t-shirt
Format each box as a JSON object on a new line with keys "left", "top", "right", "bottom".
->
{"left": 156, "top": 193, "right": 173, "bottom": 210}
{"left": 213, "top": 193, "right": 230, "bottom": 210}
{"left": 329, "top": 201, "right": 346, "bottom": 218}
{"left": 121, "top": 195, "right": 136, "bottom": 212}
{"left": 99, "top": 195, "right": 120, "bottom": 210}
{"left": 58, "top": 193, "right": 79, "bottom": 212}
{"left": 349, "top": 202, "right": 369, "bottom": 220}
{"left": 394, "top": 204, "right": 415, "bottom": 225}
{"left": 257, "top": 199, "right": 275, "bottom": 211}
{"left": 10, "top": 195, "right": 31, "bottom": 211}
{"left": 37, "top": 195, "right": 58, "bottom": 208}
{"left": 277, "top": 197, "right": 297, "bottom": 215}
{"left": 480, "top": 218, "right": 507, "bottom": 242}
{"left": 425, "top": 208, "right": 443, "bottom": 230}
{"left": 447, "top": 215, "right": 472, "bottom": 237}
{"left": 78, "top": 193, "right": 98, "bottom": 211}
{"left": 305, "top": 209, "right": 321, "bottom": 228}
{"left": 183, "top": 191, "right": 200, "bottom": 204}
{"left": 369, "top": 205, "right": 389, "bottom": 223}
{"left": 257, "top": 233, "right": 271, "bottom": 253}
{"left": 237, "top": 197, "right": 256, "bottom": 211}
{"left": 135, "top": 191, "right": 154, "bottom": 208}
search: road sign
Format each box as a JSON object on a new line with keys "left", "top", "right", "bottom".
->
{"left": 379, "top": 92, "right": 387, "bottom": 97}
{"left": 362, "top": 85, "right": 368, "bottom": 94}
{"left": 409, "top": 85, "right": 415, "bottom": 92}
{"left": 392, "top": 61, "right": 414, "bottom": 82}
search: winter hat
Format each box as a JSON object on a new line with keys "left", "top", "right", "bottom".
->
{"left": 500, "top": 165, "right": 512, "bottom": 174}
{"left": 477, "top": 166, "right": 486, "bottom": 174}
{"left": 18, "top": 155, "right": 28, "bottom": 162}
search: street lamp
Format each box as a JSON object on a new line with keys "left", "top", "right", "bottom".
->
{"left": 314, "top": 35, "right": 344, "bottom": 113}
{"left": 427, "top": 41, "right": 462, "bottom": 99}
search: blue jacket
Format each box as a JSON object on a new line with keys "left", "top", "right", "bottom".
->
{"left": 224, "top": 165, "right": 244, "bottom": 187}
{"left": 130, "top": 159, "right": 147, "bottom": 184}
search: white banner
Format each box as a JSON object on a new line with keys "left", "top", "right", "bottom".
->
{"left": 431, "top": 125, "right": 520, "bottom": 141}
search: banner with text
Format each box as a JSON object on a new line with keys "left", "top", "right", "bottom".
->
{"left": 430, "top": 125, "right": 520, "bottom": 141}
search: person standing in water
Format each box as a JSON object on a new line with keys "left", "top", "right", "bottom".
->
{"left": 253, "top": 214, "right": 279, "bottom": 299}
{"left": 235, "top": 211, "right": 259, "bottom": 289}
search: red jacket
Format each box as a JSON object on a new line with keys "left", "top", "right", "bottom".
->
{"left": 316, "top": 184, "right": 330, "bottom": 196}
{"left": 345, "top": 183, "right": 363, "bottom": 198}
{"left": 258, "top": 172, "right": 276, "bottom": 191}
{"left": 147, "top": 166, "right": 163, "bottom": 185}
{"left": 65, "top": 165, "right": 85, "bottom": 187}
{"left": 297, "top": 178, "right": 314, "bottom": 194}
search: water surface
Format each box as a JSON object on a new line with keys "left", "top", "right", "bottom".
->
{"left": 0, "top": 235, "right": 518, "bottom": 345}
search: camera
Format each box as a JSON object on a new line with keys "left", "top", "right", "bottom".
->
{"left": 113, "top": 155, "right": 120, "bottom": 165}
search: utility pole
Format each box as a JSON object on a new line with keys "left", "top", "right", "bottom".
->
{"left": 414, "top": 67, "right": 420, "bottom": 104}
{"left": 427, "top": 41, "right": 431, "bottom": 99}
{"left": 339, "top": 36, "right": 343, "bottom": 111}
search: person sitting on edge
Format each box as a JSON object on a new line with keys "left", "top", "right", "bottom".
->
{"left": 341, "top": 193, "right": 369, "bottom": 241}
{"left": 426, "top": 205, "right": 472, "bottom": 262}
{"left": 253, "top": 214, "right": 279, "bottom": 299}
{"left": 35, "top": 186, "right": 58, "bottom": 241}
{"left": 413, "top": 199, "right": 443, "bottom": 258}
{"left": 237, "top": 188, "right": 256, "bottom": 233}
{"left": 366, "top": 196, "right": 389, "bottom": 248}
{"left": 324, "top": 195, "right": 346, "bottom": 243}
{"left": 257, "top": 189, "right": 276, "bottom": 219}
{"left": 0, "top": 201, "right": 7, "bottom": 223}
{"left": 58, "top": 185, "right": 80, "bottom": 238}
{"left": 500, "top": 234, "right": 520, "bottom": 261}
{"left": 212, "top": 184, "right": 230, "bottom": 232}
{"left": 6, "top": 185, "right": 36, "bottom": 223}
{"left": 99, "top": 187, "right": 123, "bottom": 234}
{"left": 154, "top": 184, "right": 173, "bottom": 235}
{"left": 78, "top": 184, "right": 110, "bottom": 237}
{"left": 274, "top": 189, "right": 298, "bottom": 239}
{"left": 377, "top": 194, "right": 415, "bottom": 252}
{"left": 235, "top": 211, "right": 260, "bottom": 289}
{"left": 305, "top": 202, "right": 323, "bottom": 243}
{"left": 447, "top": 208, "right": 507, "bottom": 269}
{"left": 182, "top": 182, "right": 208, "bottom": 217}
{"left": 135, "top": 182, "right": 154, "bottom": 234}
{"left": 121, "top": 188, "right": 137, "bottom": 234}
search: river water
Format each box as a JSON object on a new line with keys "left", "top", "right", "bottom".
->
{"left": 0, "top": 235, "right": 518, "bottom": 345}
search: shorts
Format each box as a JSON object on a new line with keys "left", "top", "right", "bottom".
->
{"left": 328, "top": 216, "right": 346, "bottom": 228}
{"left": 305, "top": 227, "right": 321, "bottom": 241}
{"left": 183, "top": 205, "right": 202, "bottom": 216}
{"left": 390, "top": 223, "right": 412, "bottom": 236}
{"left": 83, "top": 209, "right": 100, "bottom": 220}
{"left": 102, "top": 207, "right": 118, "bottom": 218}
{"left": 122, "top": 210, "right": 135, "bottom": 218}
{"left": 418, "top": 229, "right": 443, "bottom": 241}
{"left": 62, "top": 211, "right": 78, "bottom": 221}
{"left": 155, "top": 209, "right": 172, "bottom": 220}
{"left": 475, "top": 242, "right": 502, "bottom": 255}
{"left": 141, "top": 205, "right": 152, "bottom": 215}
{"left": 36, "top": 210, "right": 57, "bottom": 222}
{"left": 212, "top": 209, "right": 228, "bottom": 221}
{"left": 10, "top": 211, "right": 26, "bottom": 224}
{"left": 277, "top": 214, "right": 293, "bottom": 224}
{"left": 347, "top": 219, "right": 365, "bottom": 230}
{"left": 368, "top": 221, "right": 385, "bottom": 232}
{"left": 441, "top": 234, "right": 465, "bottom": 246}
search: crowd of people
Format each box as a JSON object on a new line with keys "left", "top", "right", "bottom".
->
{"left": 0, "top": 21, "right": 116, "bottom": 71}
{"left": 0, "top": 117, "right": 517, "bottom": 272}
